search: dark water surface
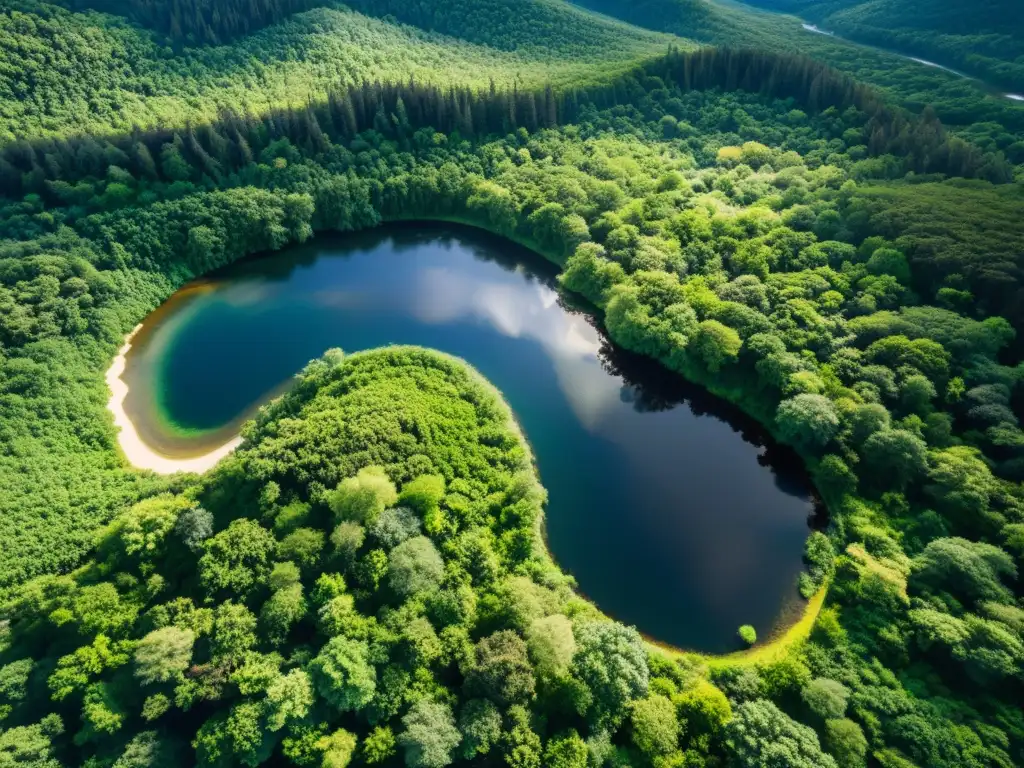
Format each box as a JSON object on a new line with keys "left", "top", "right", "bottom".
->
{"left": 124, "top": 223, "right": 818, "bottom": 652}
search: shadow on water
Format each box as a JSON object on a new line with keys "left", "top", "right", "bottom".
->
{"left": 221, "top": 222, "right": 563, "bottom": 286}
{"left": 124, "top": 221, "right": 820, "bottom": 652}
{"left": 597, "top": 333, "right": 827, "bottom": 526}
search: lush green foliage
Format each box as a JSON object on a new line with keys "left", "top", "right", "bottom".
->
{"left": 743, "top": 0, "right": 1024, "bottom": 89}
{"left": 1, "top": 0, "right": 1023, "bottom": 766}
{"left": 54, "top": 0, "right": 324, "bottom": 45}
{"left": 0, "top": 0, "right": 669, "bottom": 142}
{"left": 3, "top": 47, "right": 1013, "bottom": 210}
{"left": 0, "top": 347, "right": 705, "bottom": 766}
{"left": 574, "top": 0, "right": 1024, "bottom": 169}
{"left": 738, "top": 625, "right": 757, "bottom": 646}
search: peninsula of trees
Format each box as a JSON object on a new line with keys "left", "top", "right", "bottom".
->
{"left": 1, "top": 0, "right": 1022, "bottom": 766}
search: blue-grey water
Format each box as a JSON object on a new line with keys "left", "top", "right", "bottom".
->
{"left": 123, "top": 223, "right": 817, "bottom": 652}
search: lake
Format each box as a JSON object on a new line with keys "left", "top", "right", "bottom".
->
{"left": 122, "top": 223, "right": 819, "bottom": 653}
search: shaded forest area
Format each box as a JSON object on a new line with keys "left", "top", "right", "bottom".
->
{"left": 49, "top": 0, "right": 323, "bottom": 44}
{"left": 46, "top": 0, "right": 675, "bottom": 48}
{"left": 738, "top": 0, "right": 1024, "bottom": 90}
{"left": 2, "top": 47, "right": 1012, "bottom": 198}
{"left": 0, "top": 0, "right": 668, "bottom": 142}
{"left": 571, "top": 0, "right": 1024, "bottom": 166}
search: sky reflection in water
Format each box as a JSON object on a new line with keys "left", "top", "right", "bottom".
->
{"left": 124, "top": 224, "right": 817, "bottom": 652}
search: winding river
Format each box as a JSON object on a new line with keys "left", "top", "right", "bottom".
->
{"left": 118, "top": 223, "right": 820, "bottom": 653}
{"left": 801, "top": 23, "right": 1023, "bottom": 101}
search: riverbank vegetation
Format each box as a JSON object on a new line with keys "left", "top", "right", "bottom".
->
{"left": 737, "top": 0, "right": 1024, "bottom": 90}
{"left": 0, "top": 346, "right": 683, "bottom": 766}
{"left": 2, "top": 0, "right": 1023, "bottom": 765}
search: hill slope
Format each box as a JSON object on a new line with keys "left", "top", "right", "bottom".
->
{"left": 571, "top": 0, "right": 1024, "bottom": 162}
{"left": 0, "top": 0, "right": 672, "bottom": 142}
{"left": 46, "top": 0, "right": 324, "bottom": 44}
{"left": 739, "top": 0, "right": 1024, "bottom": 89}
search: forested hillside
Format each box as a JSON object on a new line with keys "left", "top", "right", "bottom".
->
{"left": 571, "top": 0, "right": 1024, "bottom": 168}
{"left": 49, "top": 0, "right": 323, "bottom": 45}
{"left": 738, "top": 0, "right": 1024, "bottom": 89}
{"left": 0, "top": 0, "right": 670, "bottom": 141}
{"left": 1, "top": 0, "right": 1023, "bottom": 766}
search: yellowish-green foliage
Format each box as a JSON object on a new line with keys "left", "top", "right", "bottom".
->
{"left": 844, "top": 543, "right": 908, "bottom": 599}
{"left": 704, "top": 584, "right": 829, "bottom": 668}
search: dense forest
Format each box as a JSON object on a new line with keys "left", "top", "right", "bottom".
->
{"left": 0, "top": 0, "right": 669, "bottom": 141}
{"left": 734, "top": 0, "right": 1024, "bottom": 89}
{"left": 1, "top": 47, "right": 1013, "bottom": 198}
{"left": 572, "top": 0, "right": 1024, "bottom": 167}
{"left": 49, "top": 0, "right": 324, "bottom": 44}
{"left": 1, "top": 0, "right": 1023, "bottom": 766}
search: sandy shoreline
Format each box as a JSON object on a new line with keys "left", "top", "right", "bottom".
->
{"left": 106, "top": 325, "right": 242, "bottom": 474}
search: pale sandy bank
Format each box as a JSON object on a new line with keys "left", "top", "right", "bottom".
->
{"left": 106, "top": 325, "right": 242, "bottom": 474}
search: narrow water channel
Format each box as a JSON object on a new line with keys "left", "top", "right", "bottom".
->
{"left": 121, "top": 223, "right": 819, "bottom": 653}
{"left": 801, "top": 22, "right": 1024, "bottom": 101}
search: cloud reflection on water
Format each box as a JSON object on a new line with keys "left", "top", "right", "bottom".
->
{"left": 412, "top": 267, "right": 623, "bottom": 430}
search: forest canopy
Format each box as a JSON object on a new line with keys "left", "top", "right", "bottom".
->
{"left": 738, "top": 0, "right": 1024, "bottom": 89}
{"left": 1, "top": 0, "right": 1023, "bottom": 766}
{"left": 0, "top": 347, "right": 670, "bottom": 766}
